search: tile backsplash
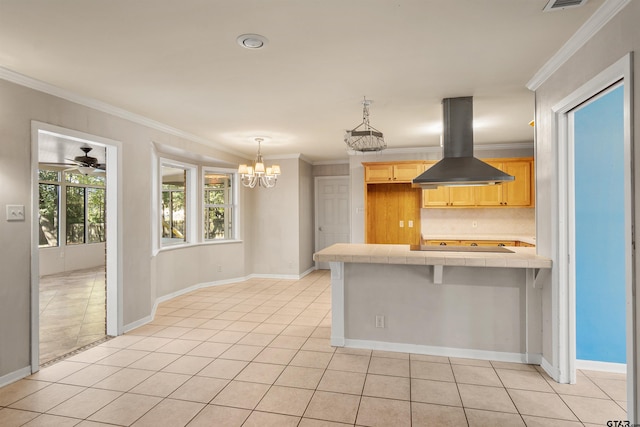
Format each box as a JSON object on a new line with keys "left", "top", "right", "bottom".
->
{"left": 421, "top": 208, "right": 535, "bottom": 237}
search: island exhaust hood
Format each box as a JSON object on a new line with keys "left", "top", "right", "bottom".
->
{"left": 412, "top": 97, "right": 514, "bottom": 189}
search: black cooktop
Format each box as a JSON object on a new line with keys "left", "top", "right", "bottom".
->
{"left": 409, "top": 244, "right": 514, "bottom": 253}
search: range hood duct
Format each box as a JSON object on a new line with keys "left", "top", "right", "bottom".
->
{"left": 412, "top": 96, "right": 514, "bottom": 189}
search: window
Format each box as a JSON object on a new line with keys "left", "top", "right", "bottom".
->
{"left": 38, "top": 169, "right": 106, "bottom": 247}
{"left": 155, "top": 158, "right": 235, "bottom": 249}
{"left": 38, "top": 170, "right": 60, "bottom": 247}
{"left": 161, "top": 164, "right": 190, "bottom": 246}
{"left": 204, "top": 171, "right": 234, "bottom": 240}
{"left": 65, "top": 171, "right": 106, "bottom": 245}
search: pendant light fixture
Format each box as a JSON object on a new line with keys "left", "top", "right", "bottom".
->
{"left": 238, "top": 138, "right": 281, "bottom": 188}
{"left": 344, "top": 97, "right": 387, "bottom": 152}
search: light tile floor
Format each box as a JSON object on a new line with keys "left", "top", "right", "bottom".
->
{"left": 1, "top": 269, "right": 628, "bottom": 426}
{"left": 39, "top": 267, "right": 106, "bottom": 365}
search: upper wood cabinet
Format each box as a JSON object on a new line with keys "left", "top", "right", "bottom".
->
{"left": 422, "top": 157, "right": 534, "bottom": 208}
{"left": 363, "top": 161, "right": 426, "bottom": 183}
{"left": 422, "top": 185, "right": 475, "bottom": 207}
{"left": 474, "top": 159, "right": 532, "bottom": 207}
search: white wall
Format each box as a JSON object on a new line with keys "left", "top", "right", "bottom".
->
{"left": 422, "top": 208, "right": 535, "bottom": 237}
{"left": 40, "top": 243, "right": 106, "bottom": 276}
{"left": 532, "top": 0, "right": 640, "bottom": 413}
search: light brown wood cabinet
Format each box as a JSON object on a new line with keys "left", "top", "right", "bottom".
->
{"left": 363, "top": 161, "right": 426, "bottom": 183}
{"left": 365, "top": 183, "right": 421, "bottom": 244}
{"left": 424, "top": 239, "right": 529, "bottom": 247}
{"left": 422, "top": 157, "right": 534, "bottom": 208}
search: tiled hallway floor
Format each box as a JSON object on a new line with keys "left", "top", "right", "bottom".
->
{"left": 39, "top": 267, "right": 106, "bottom": 365}
{"left": 1, "top": 270, "right": 628, "bottom": 426}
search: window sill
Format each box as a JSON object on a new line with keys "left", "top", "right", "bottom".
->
{"left": 156, "top": 239, "right": 243, "bottom": 254}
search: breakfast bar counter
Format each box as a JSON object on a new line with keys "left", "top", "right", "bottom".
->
{"left": 313, "top": 243, "right": 552, "bottom": 364}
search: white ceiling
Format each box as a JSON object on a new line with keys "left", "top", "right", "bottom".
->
{"left": 0, "top": 0, "right": 605, "bottom": 162}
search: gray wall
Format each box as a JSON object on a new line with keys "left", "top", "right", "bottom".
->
{"left": 0, "top": 78, "right": 315, "bottom": 381}
{"left": 249, "top": 157, "right": 315, "bottom": 276}
{"left": 299, "top": 159, "right": 315, "bottom": 273}
{"left": 533, "top": 0, "right": 640, "bottom": 376}
{"left": 345, "top": 263, "right": 534, "bottom": 355}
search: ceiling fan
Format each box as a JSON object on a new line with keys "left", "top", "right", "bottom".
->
{"left": 41, "top": 146, "right": 106, "bottom": 175}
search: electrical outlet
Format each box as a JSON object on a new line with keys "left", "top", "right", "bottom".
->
{"left": 375, "top": 315, "right": 385, "bottom": 328}
{"left": 217, "top": 265, "right": 222, "bottom": 272}
{"left": 472, "top": 220, "right": 478, "bottom": 228}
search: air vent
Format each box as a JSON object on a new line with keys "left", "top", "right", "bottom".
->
{"left": 543, "top": 0, "right": 589, "bottom": 11}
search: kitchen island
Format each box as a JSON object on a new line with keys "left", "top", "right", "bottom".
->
{"left": 313, "top": 243, "right": 552, "bottom": 364}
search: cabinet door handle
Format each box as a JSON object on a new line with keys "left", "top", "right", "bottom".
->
{"left": 470, "top": 243, "right": 478, "bottom": 246}
{"left": 439, "top": 242, "right": 447, "bottom": 246}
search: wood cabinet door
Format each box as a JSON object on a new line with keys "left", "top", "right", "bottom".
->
{"left": 364, "top": 164, "right": 393, "bottom": 182}
{"left": 366, "top": 183, "right": 421, "bottom": 244}
{"left": 474, "top": 161, "right": 503, "bottom": 206}
{"left": 393, "top": 163, "right": 424, "bottom": 182}
{"left": 422, "top": 187, "right": 449, "bottom": 207}
{"left": 503, "top": 161, "right": 532, "bottom": 206}
{"left": 449, "top": 187, "right": 475, "bottom": 206}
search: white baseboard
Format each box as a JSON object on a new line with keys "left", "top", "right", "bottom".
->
{"left": 343, "top": 338, "right": 539, "bottom": 364}
{"left": 123, "top": 314, "right": 154, "bottom": 333}
{"left": 576, "top": 359, "right": 627, "bottom": 374}
{"left": 248, "top": 267, "right": 316, "bottom": 280}
{"left": 0, "top": 366, "right": 32, "bottom": 388}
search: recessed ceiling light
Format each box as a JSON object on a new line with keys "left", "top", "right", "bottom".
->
{"left": 236, "top": 34, "right": 268, "bottom": 49}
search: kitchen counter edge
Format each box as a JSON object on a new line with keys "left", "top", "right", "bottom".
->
{"left": 313, "top": 243, "right": 551, "bottom": 269}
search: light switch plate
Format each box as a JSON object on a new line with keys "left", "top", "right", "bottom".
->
{"left": 6, "top": 205, "right": 25, "bottom": 221}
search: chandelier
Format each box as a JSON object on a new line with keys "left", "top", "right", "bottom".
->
{"left": 344, "top": 97, "right": 387, "bottom": 152}
{"left": 238, "top": 138, "right": 281, "bottom": 188}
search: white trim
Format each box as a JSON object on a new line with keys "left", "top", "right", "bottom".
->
{"left": 576, "top": 359, "right": 627, "bottom": 374}
{"left": 158, "top": 158, "right": 198, "bottom": 248}
{"left": 30, "top": 124, "right": 40, "bottom": 371}
{"left": 30, "top": 122, "right": 124, "bottom": 373}
{"left": 343, "top": 338, "right": 540, "bottom": 364}
{"left": 541, "top": 356, "right": 561, "bottom": 382}
{"left": 123, "top": 268, "right": 317, "bottom": 333}
{"left": 551, "top": 53, "right": 635, "bottom": 417}
{"left": 0, "top": 67, "right": 245, "bottom": 158}
{"left": 0, "top": 366, "right": 32, "bottom": 388}
{"left": 527, "top": 0, "right": 631, "bottom": 90}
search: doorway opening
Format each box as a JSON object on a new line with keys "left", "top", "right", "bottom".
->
{"left": 31, "top": 122, "right": 122, "bottom": 371}
{"left": 553, "top": 53, "right": 636, "bottom": 420}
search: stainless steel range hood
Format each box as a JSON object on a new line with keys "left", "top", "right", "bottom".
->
{"left": 412, "top": 97, "right": 514, "bottom": 189}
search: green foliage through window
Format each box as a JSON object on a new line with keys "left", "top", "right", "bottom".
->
{"left": 38, "top": 168, "right": 106, "bottom": 247}
{"left": 39, "top": 183, "right": 59, "bottom": 247}
{"left": 204, "top": 172, "right": 233, "bottom": 240}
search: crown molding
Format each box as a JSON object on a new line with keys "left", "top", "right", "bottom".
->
{"left": 312, "top": 159, "right": 350, "bottom": 166}
{"left": 527, "top": 0, "right": 631, "bottom": 91}
{"left": 347, "top": 142, "right": 533, "bottom": 157}
{"left": 0, "top": 66, "right": 246, "bottom": 158}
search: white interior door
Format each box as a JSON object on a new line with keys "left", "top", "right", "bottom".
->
{"left": 315, "top": 176, "right": 350, "bottom": 269}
